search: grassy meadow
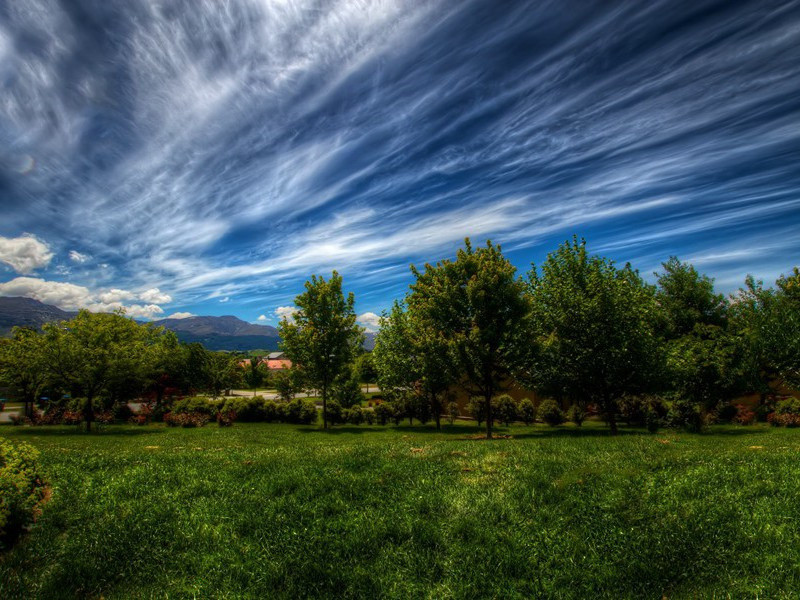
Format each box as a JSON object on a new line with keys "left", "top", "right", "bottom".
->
{"left": 1, "top": 422, "right": 800, "bottom": 599}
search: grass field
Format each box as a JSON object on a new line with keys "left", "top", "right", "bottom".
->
{"left": 1, "top": 422, "right": 800, "bottom": 599}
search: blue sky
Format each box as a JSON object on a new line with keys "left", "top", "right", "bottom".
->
{"left": 1, "top": 0, "right": 799, "bottom": 330}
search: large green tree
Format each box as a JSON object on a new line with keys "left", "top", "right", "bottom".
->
{"left": 526, "top": 238, "right": 662, "bottom": 434}
{"left": 243, "top": 356, "right": 268, "bottom": 396}
{"left": 41, "top": 310, "right": 157, "bottom": 430}
{"left": 279, "top": 271, "right": 363, "bottom": 428}
{"left": 407, "top": 240, "right": 530, "bottom": 438}
{"left": 0, "top": 328, "right": 48, "bottom": 418}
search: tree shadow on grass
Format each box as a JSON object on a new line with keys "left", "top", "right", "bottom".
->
{"left": 0, "top": 426, "right": 166, "bottom": 437}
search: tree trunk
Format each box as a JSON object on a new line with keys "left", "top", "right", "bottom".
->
{"left": 85, "top": 394, "right": 94, "bottom": 432}
{"left": 485, "top": 393, "right": 493, "bottom": 439}
{"left": 322, "top": 385, "right": 328, "bottom": 429}
{"left": 608, "top": 410, "right": 618, "bottom": 435}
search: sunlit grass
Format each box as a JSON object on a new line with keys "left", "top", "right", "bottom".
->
{"left": 1, "top": 422, "right": 799, "bottom": 598}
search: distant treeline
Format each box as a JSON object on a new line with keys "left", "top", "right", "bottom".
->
{"left": 1, "top": 236, "right": 798, "bottom": 436}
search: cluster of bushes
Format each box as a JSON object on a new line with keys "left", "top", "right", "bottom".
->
{"left": 165, "top": 395, "right": 318, "bottom": 427}
{"left": 0, "top": 439, "right": 45, "bottom": 550}
{"left": 768, "top": 398, "right": 800, "bottom": 427}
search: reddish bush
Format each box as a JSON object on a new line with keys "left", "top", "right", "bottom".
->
{"left": 733, "top": 404, "right": 756, "bottom": 425}
{"left": 216, "top": 410, "right": 236, "bottom": 427}
{"left": 163, "top": 412, "right": 209, "bottom": 428}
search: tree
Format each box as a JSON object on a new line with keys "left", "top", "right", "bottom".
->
{"left": 407, "top": 239, "right": 530, "bottom": 438}
{"left": 526, "top": 237, "right": 662, "bottom": 434}
{"left": 0, "top": 328, "right": 48, "bottom": 418}
{"left": 655, "top": 257, "right": 727, "bottom": 338}
{"left": 730, "top": 269, "right": 800, "bottom": 396}
{"left": 355, "top": 353, "right": 377, "bottom": 392}
{"left": 273, "top": 367, "right": 305, "bottom": 402}
{"left": 655, "top": 258, "right": 740, "bottom": 416}
{"left": 41, "top": 310, "right": 156, "bottom": 431}
{"left": 373, "top": 301, "right": 456, "bottom": 430}
{"left": 201, "top": 351, "right": 240, "bottom": 399}
{"left": 279, "top": 272, "right": 364, "bottom": 428}
{"left": 243, "top": 357, "right": 268, "bottom": 396}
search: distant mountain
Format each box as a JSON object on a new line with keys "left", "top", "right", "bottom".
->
{"left": 0, "top": 297, "right": 76, "bottom": 336}
{"left": 363, "top": 332, "right": 376, "bottom": 351}
{"left": 151, "top": 315, "right": 281, "bottom": 351}
{"left": 0, "top": 297, "right": 376, "bottom": 352}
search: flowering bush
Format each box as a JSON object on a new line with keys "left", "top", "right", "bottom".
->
{"left": 216, "top": 410, "right": 236, "bottom": 427}
{"left": 163, "top": 412, "right": 210, "bottom": 428}
{"left": 733, "top": 404, "right": 756, "bottom": 425}
{"left": 768, "top": 398, "right": 800, "bottom": 427}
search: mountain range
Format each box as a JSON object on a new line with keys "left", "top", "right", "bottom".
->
{"left": 0, "top": 296, "right": 375, "bottom": 351}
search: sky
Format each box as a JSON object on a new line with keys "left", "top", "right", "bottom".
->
{"left": 0, "top": 0, "right": 799, "bottom": 330}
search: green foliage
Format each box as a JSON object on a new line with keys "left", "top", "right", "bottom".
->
{"left": 279, "top": 271, "right": 364, "bottom": 428}
{"left": 567, "top": 403, "right": 587, "bottom": 427}
{"left": 242, "top": 358, "right": 268, "bottom": 395}
{"left": 667, "top": 398, "right": 705, "bottom": 432}
{"left": 527, "top": 237, "right": 663, "bottom": 433}
{"left": 355, "top": 353, "right": 377, "bottom": 385}
{"left": 172, "top": 396, "right": 219, "bottom": 416}
{"left": 518, "top": 398, "right": 536, "bottom": 425}
{"left": 331, "top": 369, "right": 365, "bottom": 408}
{"left": 324, "top": 399, "right": 343, "bottom": 425}
{"left": 344, "top": 404, "right": 364, "bottom": 425}
{"left": 407, "top": 239, "right": 531, "bottom": 438}
{"left": 494, "top": 394, "right": 518, "bottom": 426}
{"left": 447, "top": 401, "right": 459, "bottom": 425}
{"left": 283, "top": 398, "right": 318, "bottom": 425}
{"left": 655, "top": 256, "right": 727, "bottom": 338}
{"left": 373, "top": 402, "right": 393, "bottom": 426}
{"left": 467, "top": 396, "right": 485, "bottom": 426}
{"left": 221, "top": 396, "right": 266, "bottom": 422}
{"left": 0, "top": 439, "right": 45, "bottom": 550}
{"left": 537, "top": 398, "right": 565, "bottom": 426}
{"left": 273, "top": 368, "right": 305, "bottom": 402}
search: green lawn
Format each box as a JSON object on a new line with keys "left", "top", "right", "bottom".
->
{"left": 1, "top": 422, "right": 800, "bottom": 599}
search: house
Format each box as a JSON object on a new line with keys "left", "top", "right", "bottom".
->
{"left": 265, "top": 351, "right": 292, "bottom": 371}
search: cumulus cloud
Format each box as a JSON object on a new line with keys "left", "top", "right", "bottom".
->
{"left": 275, "top": 306, "right": 297, "bottom": 322}
{"left": 69, "top": 250, "right": 90, "bottom": 263}
{"left": 0, "top": 235, "right": 53, "bottom": 274}
{"left": 166, "top": 311, "right": 194, "bottom": 319}
{"left": 139, "top": 288, "right": 172, "bottom": 304}
{"left": 0, "top": 277, "right": 168, "bottom": 319}
{"left": 257, "top": 314, "right": 267, "bottom": 321}
{"left": 98, "top": 288, "right": 137, "bottom": 303}
{"left": 357, "top": 311, "right": 381, "bottom": 332}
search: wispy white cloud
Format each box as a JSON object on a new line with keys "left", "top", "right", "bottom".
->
{"left": 166, "top": 311, "right": 194, "bottom": 319}
{"left": 69, "top": 250, "right": 89, "bottom": 263}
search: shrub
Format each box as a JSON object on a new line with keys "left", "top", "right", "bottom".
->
{"left": 667, "top": 398, "right": 705, "bottom": 432}
{"left": 363, "top": 410, "right": 375, "bottom": 425}
{"left": 112, "top": 402, "right": 134, "bottom": 423}
{"left": 333, "top": 375, "right": 365, "bottom": 409}
{"left": 8, "top": 414, "right": 22, "bottom": 426}
{"left": 645, "top": 409, "right": 662, "bottom": 433}
{"left": 0, "top": 439, "right": 46, "bottom": 550}
{"left": 374, "top": 402, "right": 393, "bottom": 426}
{"left": 172, "top": 397, "right": 217, "bottom": 416}
{"left": 447, "top": 401, "right": 459, "bottom": 425}
{"left": 262, "top": 400, "right": 282, "bottom": 423}
{"left": 733, "top": 403, "right": 756, "bottom": 426}
{"left": 163, "top": 412, "right": 210, "bottom": 428}
{"left": 538, "top": 399, "right": 565, "bottom": 426}
{"left": 216, "top": 410, "right": 236, "bottom": 427}
{"left": 518, "top": 398, "right": 536, "bottom": 425}
{"left": 283, "top": 398, "right": 318, "bottom": 425}
{"left": 467, "top": 397, "right": 486, "bottom": 426}
{"left": 567, "top": 404, "right": 587, "bottom": 427}
{"left": 324, "top": 399, "right": 343, "bottom": 425}
{"left": 769, "top": 398, "right": 800, "bottom": 427}
{"left": 494, "top": 395, "right": 517, "bottom": 426}
{"left": 221, "top": 396, "right": 265, "bottom": 422}
{"left": 345, "top": 405, "right": 364, "bottom": 425}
